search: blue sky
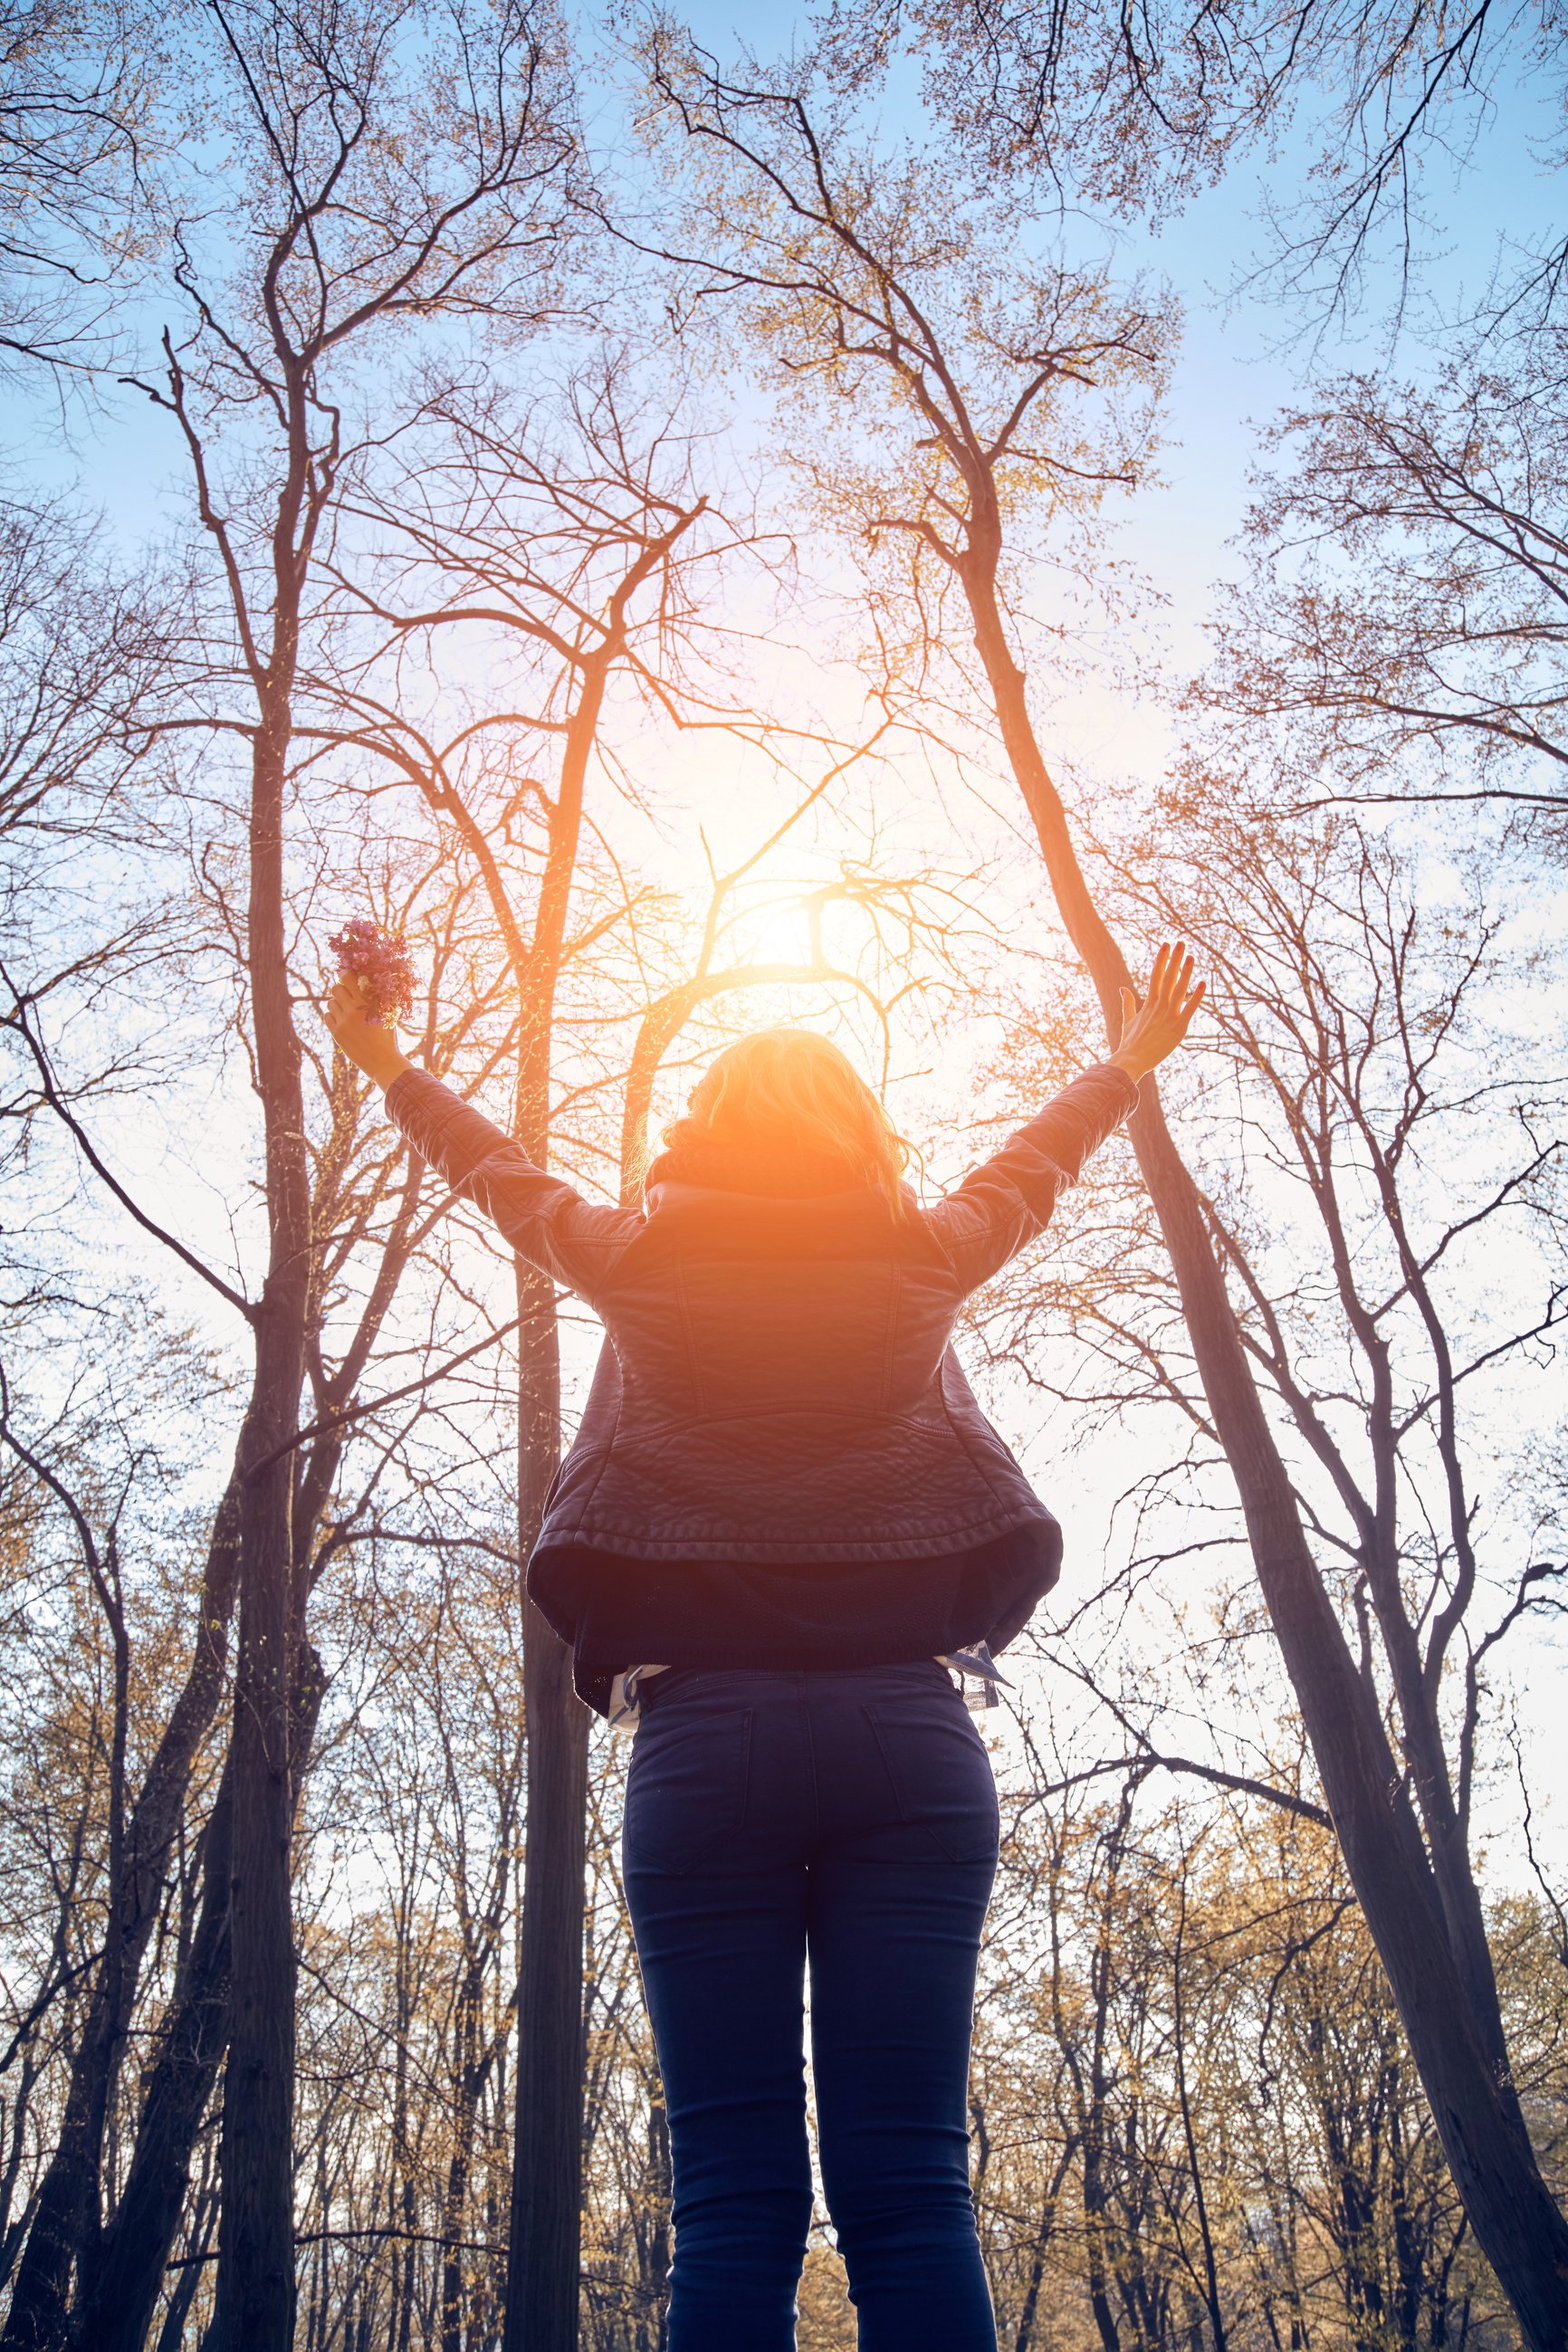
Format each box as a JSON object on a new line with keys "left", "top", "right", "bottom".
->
{"left": 27, "top": 5, "right": 1561, "bottom": 819}
{"left": 10, "top": 5, "right": 1563, "bottom": 1869}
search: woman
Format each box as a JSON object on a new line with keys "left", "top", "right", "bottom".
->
{"left": 324, "top": 943, "right": 1203, "bottom": 2352}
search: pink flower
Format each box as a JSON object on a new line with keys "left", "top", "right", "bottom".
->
{"left": 329, "top": 918, "right": 416, "bottom": 1028}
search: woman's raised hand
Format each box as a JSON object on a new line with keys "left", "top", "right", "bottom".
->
{"left": 1110, "top": 942, "right": 1205, "bottom": 1085}
{"left": 322, "top": 974, "right": 413, "bottom": 1091}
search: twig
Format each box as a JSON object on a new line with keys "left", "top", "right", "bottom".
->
{"left": 243, "top": 1315, "right": 523, "bottom": 1485}
{"left": 1, "top": 972, "right": 253, "bottom": 1322}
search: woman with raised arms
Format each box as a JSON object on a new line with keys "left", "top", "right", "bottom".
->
{"left": 325, "top": 943, "right": 1203, "bottom": 2352}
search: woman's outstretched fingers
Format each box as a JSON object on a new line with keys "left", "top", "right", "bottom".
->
{"left": 1108, "top": 942, "right": 1204, "bottom": 1081}
{"left": 1165, "top": 945, "right": 1195, "bottom": 1017}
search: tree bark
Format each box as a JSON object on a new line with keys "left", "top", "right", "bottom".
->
{"left": 502, "top": 1267, "right": 588, "bottom": 2352}
{"left": 80, "top": 1651, "right": 325, "bottom": 2352}
{"left": 0, "top": 1481, "right": 243, "bottom": 2352}
{"left": 206, "top": 688, "right": 313, "bottom": 2352}
{"left": 961, "top": 562, "right": 1568, "bottom": 2345}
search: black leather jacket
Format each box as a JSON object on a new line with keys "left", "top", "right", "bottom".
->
{"left": 385, "top": 1060, "right": 1138, "bottom": 1694}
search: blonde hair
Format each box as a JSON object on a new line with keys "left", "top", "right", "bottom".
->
{"left": 662, "top": 1028, "right": 910, "bottom": 1214}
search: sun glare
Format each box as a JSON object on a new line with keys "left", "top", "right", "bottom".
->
{"left": 744, "top": 900, "right": 817, "bottom": 970}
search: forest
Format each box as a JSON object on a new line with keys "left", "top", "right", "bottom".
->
{"left": 0, "top": 0, "right": 1565, "bottom": 2346}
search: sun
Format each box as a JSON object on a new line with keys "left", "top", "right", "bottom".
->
{"left": 744, "top": 899, "right": 818, "bottom": 970}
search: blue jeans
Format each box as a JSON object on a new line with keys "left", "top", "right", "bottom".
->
{"left": 622, "top": 1660, "right": 1000, "bottom": 2351}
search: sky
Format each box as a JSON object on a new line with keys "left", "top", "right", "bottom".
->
{"left": 11, "top": 4, "right": 1567, "bottom": 1877}
{"left": 21, "top": 7, "right": 1563, "bottom": 674}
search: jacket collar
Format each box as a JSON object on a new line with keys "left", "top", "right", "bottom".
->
{"left": 639, "top": 1148, "right": 936, "bottom": 1260}
{"left": 643, "top": 1133, "right": 874, "bottom": 1202}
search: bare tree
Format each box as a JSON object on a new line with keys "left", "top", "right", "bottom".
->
{"left": 632, "top": 49, "right": 1568, "bottom": 2341}
{"left": 821, "top": 0, "right": 1568, "bottom": 329}
{"left": 94, "top": 7, "right": 578, "bottom": 2340}
{"left": 1192, "top": 338, "right": 1568, "bottom": 822}
{"left": 333, "top": 364, "right": 738, "bottom": 2352}
{"left": 0, "top": 0, "right": 166, "bottom": 378}
{"left": 982, "top": 797, "right": 1568, "bottom": 2320}
{"left": 1, "top": 832, "right": 527, "bottom": 2351}
{"left": 331, "top": 355, "right": 913, "bottom": 2339}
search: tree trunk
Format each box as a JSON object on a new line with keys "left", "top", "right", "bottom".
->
{"left": 961, "top": 569, "right": 1568, "bottom": 2345}
{"left": 78, "top": 1756, "right": 235, "bottom": 2352}
{"left": 439, "top": 2011, "right": 482, "bottom": 2352}
{"left": 502, "top": 1266, "right": 588, "bottom": 2352}
{"left": 0, "top": 1485, "right": 243, "bottom": 2352}
{"left": 206, "top": 696, "right": 313, "bottom": 2352}
{"left": 80, "top": 1651, "right": 325, "bottom": 2352}
{"left": 150, "top": 2186, "right": 216, "bottom": 2352}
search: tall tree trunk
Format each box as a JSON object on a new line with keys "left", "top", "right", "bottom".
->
{"left": 78, "top": 1756, "right": 235, "bottom": 2352}
{"left": 439, "top": 1977, "right": 483, "bottom": 2352}
{"left": 207, "top": 690, "right": 314, "bottom": 2352}
{"left": 456, "top": 525, "right": 699, "bottom": 2351}
{"left": 0, "top": 1482, "right": 243, "bottom": 2352}
{"left": 490, "top": 631, "right": 626, "bottom": 2352}
{"left": 387, "top": 1934, "right": 417, "bottom": 2352}
{"left": 961, "top": 561, "right": 1568, "bottom": 2344}
{"left": 150, "top": 2187, "right": 217, "bottom": 2352}
{"left": 81, "top": 1650, "right": 325, "bottom": 2352}
{"left": 502, "top": 1267, "right": 588, "bottom": 2352}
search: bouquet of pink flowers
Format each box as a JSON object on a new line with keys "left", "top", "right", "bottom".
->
{"left": 328, "top": 918, "right": 416, "bottom": 1028}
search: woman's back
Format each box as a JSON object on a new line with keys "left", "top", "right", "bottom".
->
{"left": 324, "top": 946, "right": 1206, "bottom": 2352}
{"left": 381, "top": 1058, "right": 1133, "bottom": 1557}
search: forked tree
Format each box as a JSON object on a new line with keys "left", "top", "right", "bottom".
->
{"left": 336, "top": 373, "right": 712, "bottom": 2352}
{"left": 635, "top": 45, "right": 1568, "bottom": 2343}
{"left": 25, "top": 5, "right": 581, "bottom": 2344}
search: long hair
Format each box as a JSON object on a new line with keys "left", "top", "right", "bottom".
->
{"left": 661, "top": 1028, "right": 910, "bottom": 1214}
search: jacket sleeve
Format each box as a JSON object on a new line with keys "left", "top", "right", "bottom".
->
{"left": 923, "top": 1061, "right": 1139, "bottom": 1296}
{"left": 384, "top": 1066, "right": 642, "bottom": 1302}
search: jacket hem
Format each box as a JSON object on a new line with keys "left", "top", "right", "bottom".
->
{"left": 579, "top": 1633, "right": 999, "bottom": 1675}
{"left": 530, "top": 1502, "right": 1057, "bottom": 1565}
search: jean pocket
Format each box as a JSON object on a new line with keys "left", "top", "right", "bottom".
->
{"left": 864, "top": 1698, "right": 999, "bottom": 1864}
{"left": 622, "top": 1707, "right": 754, "bottom": 1873}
